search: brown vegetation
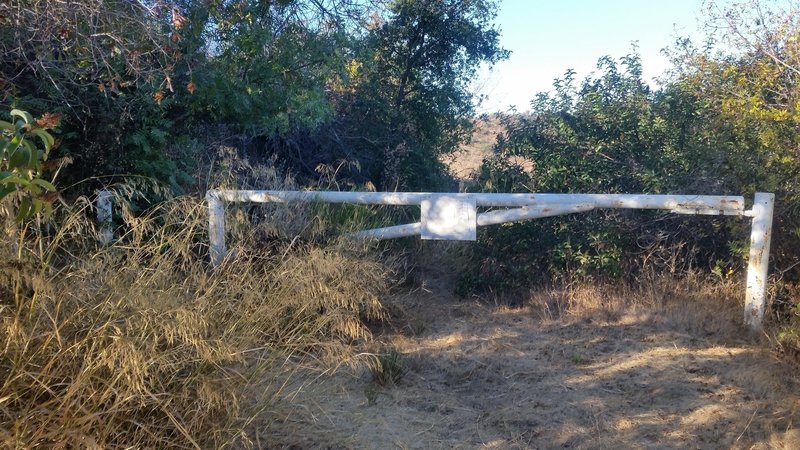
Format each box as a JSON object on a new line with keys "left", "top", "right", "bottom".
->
{"left": 264, "top": 246, "right": 800, "bottom": 449}
{"left": 0, "top": 191, "right": 394, "bottom": 448}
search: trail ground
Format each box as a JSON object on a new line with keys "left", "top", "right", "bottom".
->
{"left": 264, "top": 253, "right": 800, "bottom": 450}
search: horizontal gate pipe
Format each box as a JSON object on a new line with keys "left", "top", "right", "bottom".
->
{"left": 476, "top": 203, "right": 595, "bottom": 226}
{"left": 213, "top": 190, "right": 745, "bottom": 213}
{"left": 352, "top": 222, "right": 423, "bottom": 240}
{"left": 205, "top": 189, "right": 774, "bottom": 332}
{"left": 350, "top": 204, "right": 596, "bottom": 240}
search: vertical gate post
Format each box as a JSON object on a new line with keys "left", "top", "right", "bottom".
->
{"left": 97, "top": 190, "right": 113, "bottom": 245}
{"left": 206, "top": 190, "right": 226, "bottom": 267}
{"left": 744, "top": 192, "right": 775, "bottom": 331}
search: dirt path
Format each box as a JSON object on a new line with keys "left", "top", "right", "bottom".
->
{"left": 266, "top": 277, "right": 800, "bottom": 449}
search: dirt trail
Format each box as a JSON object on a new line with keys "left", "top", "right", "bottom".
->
{"left": 266, "top": 274, "right": 800, "bottom": 449}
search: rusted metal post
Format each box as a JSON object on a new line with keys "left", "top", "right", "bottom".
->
{"left": 206, "top": 190, "right": 226, "bottom": 267}
{"left": 97, "top": 190, "right": 113, "bottom": 245}
{"left": 744, "top": 192, "right": 775, "bottom": 331}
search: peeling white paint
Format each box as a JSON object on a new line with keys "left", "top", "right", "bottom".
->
{"left": 421, "top": 195, "right": 477, "bottom": 241}
{"left": 96, "top": 190, "right": 113, "bottom": 245}
{"left": 204, "top": 190, "right": 774, "bottom": 330}
{"left": 744, "top": 193, "right": 775, "bottom": 331}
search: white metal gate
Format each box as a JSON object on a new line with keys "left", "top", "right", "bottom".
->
{"left": 204, "top": 190, "right": 774, "bottom": 331}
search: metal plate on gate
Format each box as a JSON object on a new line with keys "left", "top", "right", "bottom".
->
{"left": 421, "top": 195, "right": 477, "bottom": 241}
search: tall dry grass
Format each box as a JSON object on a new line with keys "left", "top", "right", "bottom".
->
{"left": 0, "top": 188, "right": 393, "bottom": 448}
{"left": 522, "top": 271, "right": 747, "bottom": 338}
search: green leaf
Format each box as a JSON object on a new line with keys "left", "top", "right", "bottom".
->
{"left": 21, "top": 139, "right": 37, "bottom": 167}
{"left": 0, "top": 185, "right": 14, "bottom": 202}
{"left": 0, "top": 120, "right": 14, "bottom": 132}
{"left": 15, "top": 196, "right": 32, "bottom": 221}
{"left": 0, "top": 175, "right": 28, "bottom": 186}
{"left": 9, "top": 133, "right": 21, "bottom": 149}
{"left": 8, "top": 146, "right": 30, "bottom": 171}
{"left": 10, "top": 109, "right": 34, "bottom": 125}
{"left": 31, "top": 179, "right": 56, "bottom": 191}
{"left": 30, "top": 128, "right": 54, "bottom": 152}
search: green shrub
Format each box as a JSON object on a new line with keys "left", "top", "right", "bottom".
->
{"left": 368, "top": 348, "right": 407, "bottom": 386}
{"left": 458, "top": 54, "right": 749, "bottom": 296}
{"left": 0, "top": 108, "right": 58, "bottom": 220}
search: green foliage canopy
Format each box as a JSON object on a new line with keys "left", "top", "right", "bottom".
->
{"left": 1, "top": 0, "right": 507, "bottom": 192}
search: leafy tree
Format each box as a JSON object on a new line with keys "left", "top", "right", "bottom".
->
{"left": 0, "top": 109, "right": 59, "bottom": 221}
{"left": 331, "top": 0, "right": 508, "bottom": 190}
{"left": 0, "top": 0, "right": 176, "bottom": 107}
{"left": 463, "top": 53, "right": 745, "bottom": 292}
{"left": 0, "top": 0, "right": 190, "bottom": 190}
{"left": 175, "top": 0, "right": 362, "bottom": 133}
{"left": 671, "top": 0, "right": 800, "bottom": 276}
{"left": 489, "top": 55, "right": 675, "bottom": 194}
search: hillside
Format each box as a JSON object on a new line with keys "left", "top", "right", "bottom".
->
{"left": 444, "top": 114, "right": 505, "bottom": 180}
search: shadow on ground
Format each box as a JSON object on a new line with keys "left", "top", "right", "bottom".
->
{"left": 264, "top": 282, "right": 800, "bottom": 449}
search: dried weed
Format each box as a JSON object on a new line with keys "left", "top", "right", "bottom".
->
{"left": 0, "top": 188, "right": 393, "bottom": 448}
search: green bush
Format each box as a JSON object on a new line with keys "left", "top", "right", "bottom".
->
{"left": 0, "top": 108, "right": 58, "bottom": 220}
{"left": 459, "top": 54, "right": 750, "bottom": 295}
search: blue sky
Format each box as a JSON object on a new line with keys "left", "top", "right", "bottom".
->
{"left": 475, "top": 0, "right": 708, "bottom": 112}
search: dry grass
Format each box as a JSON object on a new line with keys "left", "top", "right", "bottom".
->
{"left": 524, "top": 272, "right": 744, "bottom": 335}
{"left": 0, "top": 188, "right": 394, "bottom": 448}
{"left": 267, "top": 263, "right": 800, "bottom": 449}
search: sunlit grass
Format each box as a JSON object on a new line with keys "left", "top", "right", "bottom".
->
{"left": 0, "top": 189, "right": 394, "bottom": 448}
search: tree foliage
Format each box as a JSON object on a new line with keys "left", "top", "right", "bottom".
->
{"left": 332, "top": 0, "right": 507, "bottom": 189}
{"left": 464, "top": 0, "right": 800, "bottom": 305}
{"left": 0, "top": 109, "right": 59, "bottom": 221}
{"left": 682, "top": 0, "right": 800, "bottom": 335}
{"left": 1, "top": 0, "right": 188, "bottom": 189}
{"left": 462, "top": 53, "right": 745, "bottom": 292}
{"left": 1, "top": 0, "right": 506, "bottom": 193}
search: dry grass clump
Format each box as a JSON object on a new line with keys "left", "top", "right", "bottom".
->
{"left": 524, "top": 272, "right": 745, "bottom": 337}
{"left": 0, "top": 191, "right": 393, "bottom": 448}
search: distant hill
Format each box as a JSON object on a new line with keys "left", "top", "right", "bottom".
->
{"left": 444, "top": 113, "right": 534, "bottom": 183}
{"left": 443, "top": 113, "right": 505, "bottom": 180}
